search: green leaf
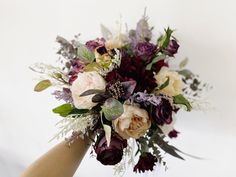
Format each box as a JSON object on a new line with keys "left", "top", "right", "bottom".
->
{"left": 103, "top": 124, "right": 111, "bottom": 146}
{"left": 77, "top": 45, "right": 95, "bottom": 63}
{"left": 159, "top": 77, "right": 170, "bottom": 90}
{"left": 102, "top": 98, "right": 124, "bottom": 121}
{"left": 84, "top": 62, "right": 102, "bottom": 72}
{"left": 179, "top": 58, "right": 189, "bottom": 69}
{"left": 69, "top": 108, "right": 89, "bottom": 115}
{"left": 158, "top": 27, "right": 174, "bottom": 49}
{"left": 178, "top": 69, "right": 193, "bottom": 79}
{"left": 80, "top": 89, "right": 105, "bottom": 97}
{"left": 173, "top": 94, "right": 192, "bottom": 111}
{"left": 34, "top": 80, "right": 52, "bottom": 92}
{"left": 154, "top": 133, "right": 184, "bottom": 160}
{"left": 146, "top": 54, "right": 166, "bottom": 70}
{"left": 52, "top": 104, "right": 73, "bottom": 117}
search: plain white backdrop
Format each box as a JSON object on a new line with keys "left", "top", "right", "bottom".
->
{"left": 0, "top": 0, "right": 236, "bottom": 176}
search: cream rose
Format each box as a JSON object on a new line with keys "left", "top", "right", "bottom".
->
{"left": 71, "top": 71, "right": 106, "bottom": 109}
{"left": 154, "top": 67, "right": 183, "bottom": 96}
{"left": 112, "top": 105, "right": 151, "bottom": 139}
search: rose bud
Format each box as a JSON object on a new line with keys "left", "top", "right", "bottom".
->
{"left": 135, "top": 42, "right": 157, "bottom": 63}
{"left": 168, "top": 129, "right": 179, "bottom": 138}
{"left": 133, "top": 152, "right": 158, "bottom": 173}
{"left": 94, "top": 132, "right": 127, "bottom": 165}
{"left": 164, "top": 39, "right": 179, "bottom": 56}
{"left": 152, "top": 98, "right": 173, "bottom": 125}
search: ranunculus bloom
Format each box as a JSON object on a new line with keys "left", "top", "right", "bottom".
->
{"left": 85, "top": 38, "right": 105, "bottom": 51}
{"left": 113, "top": 105, "right": 151, "bottom": 139}
{"left": 154, "top": 67, "right": 183, "bottom": 96}
{"left": 94, "top": 132, "right": 127, "bottom": 165}
{"left": 152, "top": 98, "right": 173, "bottom": 125}
{"left": 135, "top": 42, "right": 157, "bottom": 63}
{"left": 94, "top": 46, "right": 112, "bottom": 66}
{"left": 164, "top": 39, "right": 179, "bottom": 56}
{"left": 133, "top": 152, "right": 157, "bottom": 173}
{"left": 71, "top": 71, "right": 106, "bottom": 109}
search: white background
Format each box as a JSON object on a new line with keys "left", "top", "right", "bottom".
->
{"left": 0, "top": 0, "right": 236, "bottom": 176}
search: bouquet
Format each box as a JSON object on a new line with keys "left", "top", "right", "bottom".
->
{"left": 31, "top": 13, "right": 209, "bottom": 175}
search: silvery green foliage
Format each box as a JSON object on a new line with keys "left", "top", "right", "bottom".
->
{"left": 56, "top": 36, "right": 76, "bottom": 60}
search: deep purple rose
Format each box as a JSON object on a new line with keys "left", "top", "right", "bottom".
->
{"left": 164, "top": 39, "right": 179, "bottom": 56}
{"left": 133, "top": 152, "right": 158, "bottom": 173}
{"left": 152, "top": 98, "right": 173, "bottom": 125}
{"left": 135, "top": 42, "right": 157, "bottom": 63}
{"left": 94, "top": 133, "right": 127, "bottom": 165}
{"left": 85, "top": 38, "right": 105, "bottom": 51}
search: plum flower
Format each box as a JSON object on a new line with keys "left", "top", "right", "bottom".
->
{"left": 133, "top": 152, "right": 157, "bottom": 173}
{"left": 94, "top": 132, "right": 127, "bottom": 165}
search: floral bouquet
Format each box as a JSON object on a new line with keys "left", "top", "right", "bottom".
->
{"left": 31, "top": 13, "right": 209, "bottom": 175}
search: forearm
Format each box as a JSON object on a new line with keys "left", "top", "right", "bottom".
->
{"left": 20, "top": 137, "right": 90, "bottom": 177}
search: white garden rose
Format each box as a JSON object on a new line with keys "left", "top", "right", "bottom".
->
{"left": 154, "top": 66, "right": 184, "bottom": 96}
{"left": 71, "top": 71, "right": 106, "bottom": 109}
{"left": 112, "top": 104, "right": 151, "bottom": 139}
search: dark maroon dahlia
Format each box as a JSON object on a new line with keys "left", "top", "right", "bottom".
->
{"left": 106, "top": 56, "right": 157, "bottom": 93}
{"left": 134, "top": 152, "right": 158, "bottom": 173}
{"left": 164, "top": 39, "right": 179, "bottom": 56}
{"left": 94, "top": 132, "right": 127, "bottom": 165}
{"left": 135, "top": 42, "right": 157, "bottom": 63}
{"left": 152, "top": 98, "right": 173, "bottom": 125}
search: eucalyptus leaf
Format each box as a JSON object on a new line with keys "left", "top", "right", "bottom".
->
{"left": 173, "top": 94, "right": 192, "bottom": 111}
{"left": 77, "top": 45, "right": 95, "bottom": 63}
{"left": 103, "top": 124, "right": 111, "bottom": 147}
{"left": 34, "top": 80, "right": 52, "bottom": 92}
{"left": 179, "top": 58, "right": 189, "bottom": 69}
{"left": 52, "top": 103, "right": 73, "bottom": 117}
{"left": 102, "top": 98, "right": 124, "bottom": 121}
{"left": 80, "top": 89, "right": 105, "bottom": 97}
{"left": 178, "top": 69, "right": 193, "bottom": 79}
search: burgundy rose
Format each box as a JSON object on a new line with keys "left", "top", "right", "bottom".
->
{"left": 134, "top": 152, "right": 158, "bottom": 173}
{"left": 168, "top": 129, "right": 179, "bottom": 138}
{"left": 94, "top": 132, "right": 127, "bottom": 165}
{"left": 152, "top": 98, "right": 173, "bottom": 125}
{"left": 164, "top": 39, "right": 179, "bottom": 56}
{"left": 135, "top": 42, "right": 157, "bottom": 63}
{"left": 106, "top": 56, "right": 157, "bottom": 93}
{"left": 152, "top": 59, "right": 169, "bottom": 72}
{"left": 85, "top": 38, "right": 105, "bottom": 51}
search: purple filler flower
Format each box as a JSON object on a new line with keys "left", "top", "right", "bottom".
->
{"left": 134, "top": 152, "right": 158, "bottom": 173}
{"left": 164, "top": 39, "right": 179, "bottom": 56}
{"left": 135, "top": 42, "right": 157, "bottom": 63}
